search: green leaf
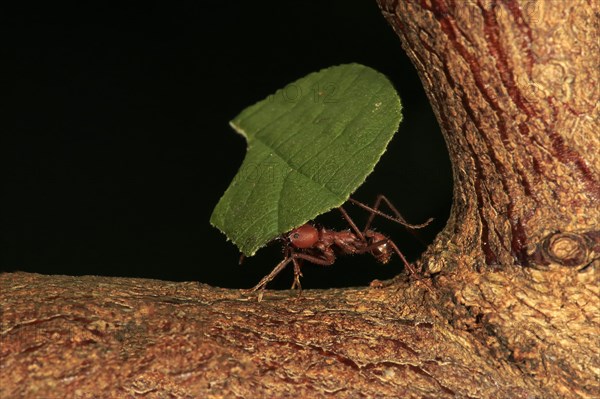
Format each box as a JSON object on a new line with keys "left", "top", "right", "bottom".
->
{"left": 210, "top": 63, "right": 402, "bottom": 256}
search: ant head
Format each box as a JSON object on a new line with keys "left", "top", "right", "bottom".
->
{"left": 288, "top": 224, "right": 319, "bottom": 249}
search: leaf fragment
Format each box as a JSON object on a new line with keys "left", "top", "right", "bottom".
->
{"left": 210, "top": 63, "right": 402, "bottom": 256}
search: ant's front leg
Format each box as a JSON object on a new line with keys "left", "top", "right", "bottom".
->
{"left": 374, "top": 238, "right": 434, "bottom": 293}
{"left": 338, "top": 206, "right": 366, "bottom": 241}
{"left": 244, "top": 250, "right": 335, "bottom": 300}
{"left": 291, "top": 258, "right": 303, "bottom": 291}
{"left": 289, "top": 251, "right": 335, "bottom": 292}
{"left": 244, "top": 256, "right": 295, "bottom": 297}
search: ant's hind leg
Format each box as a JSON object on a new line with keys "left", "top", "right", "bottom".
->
{"left": 383, "top": 239, "right": 434, "bottom": 293}
{"left": 348, "top": 196, "right": 433, "bottom": 240}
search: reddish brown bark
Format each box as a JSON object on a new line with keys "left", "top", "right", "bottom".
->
{"left": 1, "top": 1, "right": 598, "bottom": 398}
{"left": 1, "top": 273, "right": 550, "bottom": 398}
{"left": 383, "top": 0, "right": 599, "bottom": 269}
{"left": 377, "top": 0, "right": 599, "bottom": 397}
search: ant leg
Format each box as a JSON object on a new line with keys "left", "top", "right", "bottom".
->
{"left": 348, "top": 196, "right": 433, "bottom": 233}
{"left": 289, "top": 252, "right": 334, "bottom": 292}
{"left": 245, "top": 256, "right": 295, "bottom": 294}
{"left": 372, "top": 195, "right": 434, "bottom": 231}
{"left": 363, "top": 195, "right": 390, "bottom": 233}
{"left": 372, "top": 238, "right": 434, "bottom": 293}
{"left": 245, "top": 251, "right": 334, "bottom": 298}
{"left": 288, "top": 250, "right": 336, "bottom": 290}
{"left": 291, "top": 258, "right": 303, "bottom": 290}
{"left": 338, "top": 206, "right": 366, "bottom": 241}
{"left": 357, "top": 239, "right": 417, "bottom": 276}
{"left": 293, "top": 252, "right": 336, "bottom": 266}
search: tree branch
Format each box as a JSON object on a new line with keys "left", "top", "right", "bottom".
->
{"left": 1, "top": 272, "right": 549, "bottom": 398}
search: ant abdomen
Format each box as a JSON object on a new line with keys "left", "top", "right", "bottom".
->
{"left": 365, "top": 231, "right": 393, "bottom": 264}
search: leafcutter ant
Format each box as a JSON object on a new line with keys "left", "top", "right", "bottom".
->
{"left": 244, "top": 195, "right": 433, "bottom": 299}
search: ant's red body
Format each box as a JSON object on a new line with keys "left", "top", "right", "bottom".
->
{"left": 246, "top": 195, "right": 432, "bottom": 296}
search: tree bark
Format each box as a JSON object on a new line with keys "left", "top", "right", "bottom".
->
{"left": 377, "top": 1, "right": 599, "bottom": 397}
{"left": 1, "top": 1, "right": 598, "bottom": 398}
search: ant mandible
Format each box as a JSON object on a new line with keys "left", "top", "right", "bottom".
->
{"left": 244, "top": 195, "right": 433, "bottom": 298}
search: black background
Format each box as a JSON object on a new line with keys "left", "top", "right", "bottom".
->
{"left": 6, "top": 2, "right": 452, "bottom": 289}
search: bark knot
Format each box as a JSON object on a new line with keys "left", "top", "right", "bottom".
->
{"left": 528, "top": 231, "right": 600, "bottom": 269}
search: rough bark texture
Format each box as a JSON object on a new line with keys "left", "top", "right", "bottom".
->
{"left": 1, "top": 1, "right": 598, "bottom": 398}
{"left": 1, "top": 273, "right": 549, "bottom": 399}
{"left": 377, "top": 1, "right": 600, "bottom": 397}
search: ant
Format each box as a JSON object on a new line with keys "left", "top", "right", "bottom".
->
{"left": 244, "top": 195, "right": 433, "bottom": 299}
